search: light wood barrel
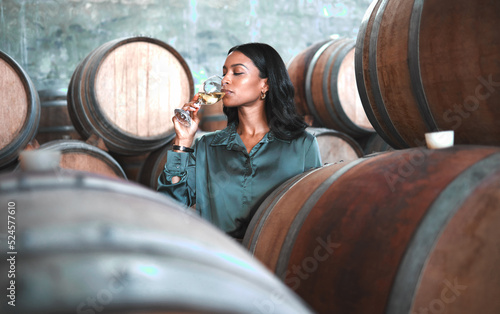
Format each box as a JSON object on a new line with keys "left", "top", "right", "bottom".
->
{"left": 35, "top": 140, "right": 127, "bottom": 179}
{"left": 243, "top": 145, "right": 500, "bottom": 314}
{"left": 0, "top": 50, "right": 40, "bottom": 168}
{"left": 307, "top": 127, "right": 363, "bottom": 164}
{"left": 36, "top": 88, "right": 81, "bottom": 144}
{"left": 355, "top": 0, "right": 500, "bottom": 148}
{"left": 0, "top": 170, "right": 312, "bottom": 314}
{"left": 288, "top": 39, "right": 374, "bottom": 138}
{"left": 68, "top": 36, "right": 194, "bottom": 155}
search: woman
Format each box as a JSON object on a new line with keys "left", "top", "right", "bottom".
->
{"left": 158, "top": 43, "right": 322, "bottom": 239}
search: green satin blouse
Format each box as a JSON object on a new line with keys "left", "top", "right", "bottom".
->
{"left": 157, "top": 123, "right": 322, "bottom": 238}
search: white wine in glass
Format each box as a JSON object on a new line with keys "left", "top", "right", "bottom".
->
{"left": 175, "top": 75, "right": 225, "bottom": 127}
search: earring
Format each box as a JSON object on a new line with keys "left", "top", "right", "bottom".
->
{"left": 260, "top": 91, "right": 267, "bottom": 100}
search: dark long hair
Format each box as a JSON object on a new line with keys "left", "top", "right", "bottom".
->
{"left": 223, "top": 43, "right": 307, "bottom": 140}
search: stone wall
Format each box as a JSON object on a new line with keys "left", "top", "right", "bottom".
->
{"left": 0, "top": 0, "right": 373, "bottom": 91}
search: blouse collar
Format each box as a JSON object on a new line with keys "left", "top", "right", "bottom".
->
{"left": 210, "top": 122, "right": 290, "bottom": 150}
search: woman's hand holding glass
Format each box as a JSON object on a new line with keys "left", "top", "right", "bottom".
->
{"left": 174, "top": 75, "right": 224, "bottom": 127}
{"left": 172, "top": 94, "right": 201, "bottom": 148}
{"left": 173, "top": 75, "right": 225, "bottom": 148}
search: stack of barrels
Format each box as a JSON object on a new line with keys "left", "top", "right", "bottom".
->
{"left": 244, "top": 1, "right": 500, "bottom": 314}
{"left": 355, "top": 0, "right": 500, "bottom": 149}
{"left": 3, "top": 0, "right": 500, "bottom": 311}
{"left": 0, "top": 35, "right": 237, "bottom": 189}
{"left": 1, "top": 36, "right": 196, "bottom": 181}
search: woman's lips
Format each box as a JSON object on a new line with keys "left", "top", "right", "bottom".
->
{"left": 221, "top": 89, "right": 232, "bottom": 95}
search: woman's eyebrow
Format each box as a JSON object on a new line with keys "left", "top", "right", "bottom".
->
{"left": 223, "top": 63, "right": 249, "bottom": 70}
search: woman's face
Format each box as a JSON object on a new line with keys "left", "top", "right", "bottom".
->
{"left": 221, "top": 51, "right": 268, "bottom": 108}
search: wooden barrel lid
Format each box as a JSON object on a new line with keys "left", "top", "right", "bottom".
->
{"left": 37, "top": 140, "right": 127, "bottom": 179}
{"left": 95, "top": 39, "right": 192, "bottom": 138}
{"left": 0, "top": 58, "right": 27, "bottom": 149}
{"left": 68, "top": 37, "right": 194, "bottom": 154}
{"left": 307, "top": 127, "right": 364, "bottom": 164}
{"left": 0, "top": 50, "right": 40, "bottom": 167}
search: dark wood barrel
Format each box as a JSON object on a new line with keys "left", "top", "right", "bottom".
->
{"left": 0, "top": 50, "right": 40, "bottom": 168}
{"left": 36, "top": 88, "right": 81, "bottom": 144}
{"left": 137, "top": 138, "right": 175, "bottom": 189}
{"left": 307, "top": 127, "right": 363, "bottom": 164}
{"left": 67, "top": 36, "right": 194, "bottom": 155}
{"left": 198, "top": 100, "right": 227, "bottom": 132}
{"left": 243, "top": 145, "right": 500, "bottom": 314}
{"left": 288, "top": 40, "right": 330, "bottom": 118}
{"left": 288, "top": 39, "right": 374, "bottom": 138}
{"left": 34, "top": 140, "right": 127, "bottom": 179}
{"left": 111, "top": 151, "right": 151, "bottom": 182}
{"left": 0, "top": 170, "right": 312, "bottom": 314}
{"left": 357, "top": 132, "right": 394, "bottom": 155}
{"left": 355, "top": 0, "right": 500, "bottom": 148}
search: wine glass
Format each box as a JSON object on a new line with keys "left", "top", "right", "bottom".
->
{"left": 174, "top": 75, "right": 225, "bottom": 127}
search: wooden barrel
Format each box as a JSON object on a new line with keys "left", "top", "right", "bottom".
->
{"left": 0, "top": 170, "right": 312, "bottom": 314}
{"left": 288, "top": 40, "right": 330, "bottom": 117}
{"left": 356, "top": 0, "right": 500, "bottom": 148}
{"left": 67, "top": 36, "right": 194, "bottom": 155}
{"left": 32, "top": 140, "right": 127, "bottom": 179}
{"left": 137, "top": 138, "right": 175, "bottom": 189}
{"left": 36, "top": 88, "right": 81, "bottom": 144}
{"left": 306, "top": 127, "right": 363, "bottom": 164}
{"left": 288, "top": 39, "right": 374, "bottom": 138}
{"left": 243, "top": 145, "right": 500, "bottom": 314}
{"left": 357, "top": 132, "right": 394, "bottom": 155}
{"left": 0, "top": 50, "right": 40, "bottom": 168}
{"left": 198, "top": 99, "right": 227, "bottom": 132}
{"left": 111, "top": 151, "right": 152, "bottom": 182}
